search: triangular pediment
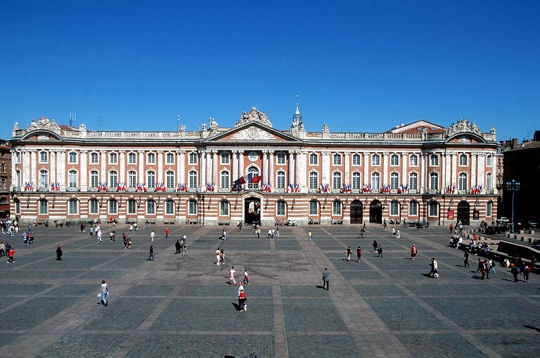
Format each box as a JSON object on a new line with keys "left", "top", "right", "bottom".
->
{"left": 205, "top": 122, "right": 300, "bottom": 143}
{"left": 388, "top": 120, "right": 445, "bottom": 134}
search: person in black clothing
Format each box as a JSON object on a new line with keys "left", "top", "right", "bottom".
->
{"left": 56, "top": 245, "right": 63, "bottom": 261}
{"left": 463, "top": 251, "right": 470, "bottom": 267}
{"left": 372, "top": 240, "right": 378, "bottom": 252}
{"left": 175, "top": 240, "right": 182, "bottom": 254}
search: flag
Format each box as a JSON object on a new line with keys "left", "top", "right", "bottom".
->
{"left": 251, "top": 175, "right": 262, "bottom": 183}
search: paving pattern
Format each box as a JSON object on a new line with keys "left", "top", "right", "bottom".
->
{"left": 0, "top": 222, "right": 538, "bottom": 358}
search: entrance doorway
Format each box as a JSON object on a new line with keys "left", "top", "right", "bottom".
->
{"left": 244, "top": 197, "right": 261, "bottom": 225}
{"left": 349, "top": 200, "right": 363, "bottom": 224}
{"left": 369, "top": 200, "right": 382, "bottom": 224}
{"left": 457, "top": 201, "right": 470, "bottom": 225}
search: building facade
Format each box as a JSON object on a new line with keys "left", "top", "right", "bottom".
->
{"left": 0, "top": 139, "right": 12, "bottom": 218}
{"left": 9, "top": 106, "right": 499, "bottom": 227}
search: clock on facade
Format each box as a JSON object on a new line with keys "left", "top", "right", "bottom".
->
{"left": 248, "top": 151, "right": 258, "bottom": 161}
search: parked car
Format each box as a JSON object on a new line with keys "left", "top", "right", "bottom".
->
{"left": 496, "top": 217, "right": 510, "bottom": 224}
{"left": 527, "top": 220, "right": 538, "bottom": 228}
{"left": 485, "top": 226, "right": 506, "bottom": 235}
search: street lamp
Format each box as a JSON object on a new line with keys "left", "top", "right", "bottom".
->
{"left": 505, "top": 179, "right": 520, "bottom": 233}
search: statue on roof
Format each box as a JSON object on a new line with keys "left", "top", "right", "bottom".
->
{"left": 235, "top": 106, "right": 272, "bottom": 127}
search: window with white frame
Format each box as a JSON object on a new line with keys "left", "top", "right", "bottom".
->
{"left": 188, "top": 200, "right": 197, "bottom": 215}
{"left": 14, "top": 152, "right": 21, "bottom": 164}
{"left": 68, "top": 199, "right": 78, "bottom": 214}
{"left": 247, "top": 166, "right": 260, "bottom": 190}
{"left": 430, "top": 154, "right": 439, "bottom": 166}
{"left": 109, "top": 152, "right": 118, "bottom": 164}
{"left": 409, "top": 154, "right": 418, "bottom": 166}
{"left": 109, "top": 171, "right": 118, "bottom": 188}
{"left": 69, "top": 151, "right": 77, "bottom": 164}
{"left": 309, "top": 171, "right": 318, "bottom": 190}
{"left": 166, "top": 170, "right": 175, "bottom": 189}
{"left": 332, "top": 172, "right": 342, "bottom": 190}
{"left": 390, "top": 172, "right": 399, "bottom": 189}
{"left": 220, "top": 201, "right": 229, "bottom": 215}
{"left": 90, "top": 199, "right": 99, "bottom": 214}
{"left": 68, "top": 170, "right": 78, "bottom": 188}
{"left": 459, "top": 154, "right": 468, "bottom": 166}
{"left": 90, "top": 170, "right": 98, "bottom": 188}
{"left": 486, "top": 155, "right": 492, "bottom": 166}
{"left": 276, "top": 200, "right": 286, "bottom": 215}
{"left": 127, "top": 199, "right": 136, "bottom": 214}
{"left": 352, "top": 172, "right": 361, "bottom": 190}
{"left": 39, "top": 199, "right": 48, "bottom": 214}
{"left": 390, "top": 154, "right": 399, "bottom": 166}
{"left": 221, "top": 171, "right": 230, "bottom": 189}
{"left": 166, "top": 153, "right": 174, "bottom": 164}
{"left": 128, "top": 170, "right": 136, "bottom": 189}
{"left": 371, "top": 172, "right": 380, "bottom": 189}
{"left": 409, "top": 172, "right": 418, "bottom": 190}
{"left": 277, "top": 152, "right": 286, "bottom": 165}
{"left": 147, "top": 153, "right": 156, "bottom": 164}
{"left": 309, "top": 153, "right": 318, "bottom": 165}
{"left": 221, "top": 152, "right": 230, "bottom": 164}
{"left": 352, "top": 153, "right": 361, "bottom": 165}
{"left": 430, "top": 172, "right": 439, "bottom": 190}
{"left": 40, "top": 151, "right": 48, "bottom": 163}
{"left": 486, "top": 172, "right": 492, "bottom": 191}
{"left": 128, "top": 152, "right": 136, "bottom": 164}
{"left": 309, "top": 200, "right": 318, "bottom": 215}
{"left": 458, "top": 172, "right": 467, "bottom": 191}
{"left": 486, "top": 201, "right": 493, "bottom": 217}
{"left": 39, "top": 169, "right": 48, "bottom": 189}
{"left": 90, "top": 152, "right": 99, "bottom": 164}
{"left": 332, "top": 200, "right": 341, "bottom": 215}
{"left": 165, "top": 199, "right": 174, "bottom": 214}
{"left": 147, "top": 200, "right": 155, "bottom": 214}
{"left": 277, "top": 171, "right": 286, "bottom": 190}
{"left": 409, "top": 201, "right": 418, "bottom": 215}
{"left": 147, "top": 171, "right": 156, "bottom": 188}
{"left": 371, "top": 154, "right": 380, "bottom": 166}
{"left": 188, "top": 170, "right": 197, "bottom": 189}
{"left": 109, "top": 199, "right": 117, "bottom": 214}
{"left": 429, "top": 202, "right": 438, "bottom": 216}
{"left": 189, "top": 152, "right": 197, "bottom": 164}
{"left": 390, "top": 200, "right": 399, "bottom": 215}
{"left": 333, "top": 153, "right": 342, "bottom": 166}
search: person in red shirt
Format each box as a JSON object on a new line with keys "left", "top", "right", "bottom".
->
{"left": 7, "top": 247, "right": 15, "bottom": 263}
{"left": 164, "top": 228, "right": 169, "bottom": 238}
{"left": 410, "top": 244, "right": 418, "bottom": 261}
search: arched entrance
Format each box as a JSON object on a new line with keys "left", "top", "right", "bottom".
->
{"left": 350, "top": 200, "right": 363, "bottom": 224}
{"left": 369, "top": 200, "right": 383, "bottom": 224}
{"left": 457, "top": 201, "right": 470, "bottom": 225}
{"left": 244, "top": 197, "right": 261, "bottom": 225}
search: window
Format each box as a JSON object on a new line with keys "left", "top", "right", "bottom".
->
{"left": 486, "top": 155, "right": 492, "bottom": 166}
{"left": 147, "top": 200, "right": 155, "bottom": 214}
{"left": 109, "top": 199, "right": 117, "bottom": 214}
{"left": 458, "top": 173, "right": 468, "bottom": 191}
{"left": 147, "top": 171, "right": 156, "bottom": 188}
{"left": 166, "top": 171, "right": 175, "bottom": 189}
{"left": 390, "top": 154, "right": 399, "bottom": 166}
{"left": 188, "top": 152, "right": 197, "bottom": 164}
{"left": 90, "top": 152, "right": 99, "bottom": 164}
{"left": 276, "top": 200, "right": 286, "bottom": 216}
{"left": 487, "top": 201, "right": 493, "bottom": 217}
{"left": 220, "top": 171, "right": 230, "bottom": 189}
{"left": 429, "top": 202, "right": 438, "bottom": 216}
{"left": 39, "top": 199, "right": 48, "bottom": 214}
{"left": 109, "top": 171, "right": 118, "bottom": 188}
{"left": 40, "top": 151, "right": 48, "bottom": 163}
{"left": 128, "top": 152, "right": 136, "bottom": 164}
{"left": 166, "top": 153, "right": 174, "bottom": 164}
{"left": 68, "top": 170, "right": 78, "bottom": 188}
{"left": 371, "top": 154, "right": 380, "bottom": 166}
{"left": 221, "top": 152, "right": 230, "bottom": 164}
{"left": 277, "top": 152, "right": 286, "bottom": 165}
{"left": 277, "top": 171, "right": 286, "bottom": 190}
{"left": 109, "top": 152, "right": 118, "bottom": 164}
{"left": 128, "top": 171, "right": 136, "bottom": 189}
{"left": 486, "top": 172, "right": 492, "bottom": 191}
{"left": 14, "top": 152, "right": 21, "bottom": 164}
{"left": 68, "top": 199, "right": 78, "bottom": 214}
{"left": 309, "top": 153, "right": 318, "bottom": 165}
{"left": 390, "top": 200, "right": 399, "bottom": 215}
{"left": 371, "top": 172, "right": 380, "bottom": 189}
{"left": 409, "top": 201, "right": 418, "bottom": 216}
{"left": 430, "top": 172, "right": 439, "bottom": 190}
{"left": 309, "top": 172, "right": 318, "bottom": 190}
{"left": 309, "top": 200, "right": 318, "bottom": 215}
{"left": 333, "top": 153, "right": 342, "bottom": 166}
{"left": 430, "top": 154, "right": 439, "bottom": 166}
{"left": 352, "top": 153, "right": 361, "bottom": 165}
{"left": 188, "top": 200, "right": 197, "bottom": 215}
{"left": 39, "top": 170, "right": 48, "bottom": 189}
{"left": 409, "top": 154, "right": 418, "bottom": 166}
{"left": 90, "top": 199, "right": 99, "bottom": 214}
{"left": 147, "top": 153, "right": 156, "bottom": 164}
{"left": 165, "top": 199, "right": 175, "bottom": 214}
{"left": 332, "top": 200, "right": 341, "bottom": 215}
{"left": 127, "top": 199, "right": 136, "bottom": 214}
{"left": 459, "top": 154, "right": 468, "bottom": 166}
{"left": 69, "top": 152, "right": 77, "bottom": 164}
{"left": 352, "top": 172, "right": 361, "bottom": 190}
{"left": 220, "top": 201, "right": 229, "bottom": 216}
{"left": 390, "top": 172, "right": 399, "bottom": 190}
{"left": 332, "top": 172, "right": 342, "bottom": 190}
{"left": 90, "top": 170, "right": 98, "bottom": 188}
{"left": 409, "top": 172, "right": 418, "bottom": 190}
{"left": 188, "top": 170, "right": 197, "bottom": 189}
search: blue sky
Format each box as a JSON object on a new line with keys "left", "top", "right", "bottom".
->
{"left": 1, "top": 1, "right": 539, "bottom": 142}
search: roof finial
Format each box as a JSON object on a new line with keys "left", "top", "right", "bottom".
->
{"left": 295, "top": 94, "right": 300, "bottom": 115}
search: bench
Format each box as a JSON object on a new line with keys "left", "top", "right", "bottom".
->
{"left": 308, "top": 219, "right": 320, "bottom": 225}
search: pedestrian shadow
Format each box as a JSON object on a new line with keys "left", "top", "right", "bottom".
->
{"left": 316, "top": 285, "right": 325, "bottom": 289}
{"left": 231, "top": 303, "right": 242, "bottom": 311}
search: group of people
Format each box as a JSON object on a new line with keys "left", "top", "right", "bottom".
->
{"left": 0, "top": 241, "right": 15, "bottom": 263}
{"left": 1, "top": 217, "right": 19, "bottom": 236}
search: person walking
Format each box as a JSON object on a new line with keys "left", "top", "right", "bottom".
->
{"left": 396, "top": 229, "right": 401, "bottom": 239}
{"left": 216, "top": 248, "right": 221, "bottom": 265}
{"left": 56, "top": 245, "right": 63, "bottom": 261}
{"left": 175, "top": 240, "right": 182, "bottom": 254}
{"left": 308, "top": 230, "right": 312, "bottom": 241}
{"left": 147, "top": 245, "right": 155, "bottom": 261}
{"left": 377, "top": 245, "right": 383, "bottom": 258}
{"left": 222, "top": 229, "right": 227, "bottom": 241}
{"left": 181, "top": 244, "right": 188, "bottom": 256}
{"left": 346, "top": 246, "right": 352, "bottom": 262}
{"left": 98, "top": 279, "right": 108, "bottom": 306}
{"left": 463, "top": 251, "right": 470, "bottom": 267}
{"left": 150, "top": 231, "right": 155, "bottom": 243}
{"left": 356, "top": 246, "right": 362, "bottom": 262}
{"left": 220, "top": 249, "right": 225, "bottom": 265}
{"left": 428, "top": 257, "right": 439, "bottom": 278}
{"left": 229, "top": 266, "right": 237, "bottom": 285}
{"left": 164, "top": 228, "right": 169, "bottom": 238}
{"left": 410, "top": 244, "right": 417, "bottom": 261}
{"left": 321, "top": 268, "right": 329, "bottom": 290}
{"left": 7, "top": 246, "right": 15, "bottom": 263}
{"left": 243, "top": 268, "right": 250, "bottom": 285}
{"left": 238, "top": 285, "right": 247, "bottom": 312}
{"left": 372, "top": 240, "right": 378, "bottom": 252}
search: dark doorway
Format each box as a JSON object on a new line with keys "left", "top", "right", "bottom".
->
{"left": 369, "top": 200, "right": 383, "bottom": 224}
{"left": 350, "top": 200, "right": 363, "bottom": 224}
{"left": 244, "top": 197, "right": 261, "bottom": 225}
{"left": 457, "top": 201, "right": 470, "bottom": 225}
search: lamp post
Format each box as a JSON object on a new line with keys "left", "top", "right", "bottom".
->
{"left": 505, "top": 179, "right": 520, "bottom": 233}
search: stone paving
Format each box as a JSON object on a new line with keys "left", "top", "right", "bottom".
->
{"left": 0, "top": 222, "right": 538, "bottom": 358}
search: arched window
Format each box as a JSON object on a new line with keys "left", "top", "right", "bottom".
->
{"left": 39, "top": 199, "right": 48, "bottom": 214}
{"left": 309, "top": 153, "right": 318, "bottom": 165}
{"left": 352, "top": 172, "right": 361, "bottom": 190}
{"left": 458, "top": 173, "right": 468, "bottom": 191}
{"left": 352, "top": 153, "right": 361, "bottom": 165}
{"left": 486, "top": 172, "right": 492, "bottom": 191}
{"left": 166, "top": 153, "right": 175, "bottom": 164}
{"left": 109, "top": 152, "right": 118, "bottom": 164}
{"left": 309, "top": 200, "right": 318, "bottom": 215}
{"left": 487, "top": 201, "right": 493, "bottom": 217}
{"left": 147, "top": 171, "right": 155, "bottom": 188}
{"left": 409, "top": 154, "right": 418, "bottom": 166}
{"left": 68, "top": 170, "right": 78, "bottom": 188}
{"left": 247, "top": 166, "right": 260, "bottom": 190}
{"left": 371, "top": 172, "right": 380, "bottom": 189}
{"left": 109, "top": 199, "right": 117, "bottom": 214}
{"left": 332, "top": 172, "right": 342, "bottom": 190}
{"left": 409, "top": 172, "right": 418, "bottom": 190}
{"left": 127, "top": 199, "right": 137, "bottom": 214}
{"left": 332, "top": 200, "right": 341, "bottom": 215}
{"left": 220, "top": 170, "right": 230, "bottom": 189}
{"left": 39, "top": 169, "right": 48, "bottom": 189}
{"left": 220, "top": 200, "right": 229, "bottom": 215}
{"left": 430, "top": 172, "right": 439, "bottom": 190}
{"left": 333, "top": 153, "right": 342, "bottom": 165}
{"left": 188, "top": 199, "right": 197, "bottom": 215}
{"left": 309, "top": 172, "right": 318, "bottom": 190}
{"left": 220, "top": 152, "right": 230, "bottom": 164}
{"left": 390, "top": 200, "right": 399, "bottom": 215}
{"left": 147, "top": 152, "right": 156, "bottom": 164}
{"left": 409, "top": 200, "right": 418, "bottom": 216}
{"left": 166, "top": 171, "right": 175, "bottom": 189}
{"left": 371, "top": 154, "right": 380, "bottom": 166}
{"left": 147, "top": 200, "right": 155, "bottom": 214}
{"left": 390, "top": 154, "right": 399, "bottom": 166}
{"left": 165, "top": 199, "right": 175, "bottom": 214}
{"left": 91, "top": 152, "right": 99, "bottom": 164}
{"left": 89, "top": 198, "right": 99, "bottom": 214}
{"left": 430, "top": 154, "right": 439, "bottom": 166}
{"left": 276, "top": 200, "right": 286, "bottom": 216}
{"left": 459, "top": 154, "right": 468, "bottom": 166}
{"left": 109, "top": 170, "right": 118, "bottom": 188}
{"left": 188, "top": 170, "right": 197, "bottom": 189}
{"left": 68, "top": 199, "right": 78, "bottom": 214}
{"left": 90, "top": 170, "right": 99, "bottom": 188}
{"left": 128, "top": 171, "right": 136, "bottom": 189}
{"left": 277, "top": 171, "right": 286, "bottom": 190}
{"left": 390, "top": 172, "right": 399, "bottom": 189}
{"left": 128, "top": 152, "right": 136, "bottom": 164}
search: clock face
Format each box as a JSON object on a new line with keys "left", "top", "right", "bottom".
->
{"left": 248, "top": 151, "right": 258, "bottom": 162}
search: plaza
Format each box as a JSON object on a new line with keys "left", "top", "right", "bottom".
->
{"left": 0, "top": 223, "right": 538, "bottom": 358}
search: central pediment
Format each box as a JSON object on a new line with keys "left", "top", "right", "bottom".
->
{"left": 231, "top": 126, "right": 277, "bottom": 140}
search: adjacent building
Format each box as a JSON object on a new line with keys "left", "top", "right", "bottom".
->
{"left": 9, "top": 106, "right": 499, "bottom": 227}
{"left": 0, "top": 139, "right": 12, "bottom": 218}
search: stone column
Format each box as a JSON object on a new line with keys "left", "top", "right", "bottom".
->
{"left": 344, "top": 152, "right": 350, "bottom": 186}
{"left": 57, "top": 150, "right": 65, "bottom": 188}
{"left": 420, "top": 153, "right": 427, "bottom": 193}
{"left": 297, "top": 150, "right": 307, "bottom": 191}
{"left": 383, "top": 152, "right": 389, "bottom": 186}
{"left": 50, "top": 151, "right": 57, "bottom": 186}
{"left": 212, "top": 151, "right": 218, "bottom": 186}
{"left": 268, "top": 150, "right": 274, "bottom": 187}
{"left": 178, "top": 150, "right": 185, "bottom": 184}
{"left": 471, "top": 153, "right": 477, "bottom": 189}
{"left": 232, "top": 150, "right": 239, "bottom": 182}
{"left": 157, "top": 150, "right": 164, "bottom": 184}
{"left": 138, "top": 151, "right": 145, "bottom": 183}
{"left": 199, "top": 151, "right": 207, "bottom": 189}
{"left": 322, "top": 151, "right": 330, "bottom": 186}
{"left": 401, "top": 153, "right": 408, "bottom": 188}
{"left": 262, "top": 151, "right": 269, "bottom": 185}
{"left": 118, "top": 151, "right": 125, "bottom": 185}
{"left": 288, "top": 151, "right": 295, "bottom": 186}
{"left": 363, "top": 153, "right": 369, "bottom": 187}
{"left": 28, "top": 150, "right": 35, "bottom": 187}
